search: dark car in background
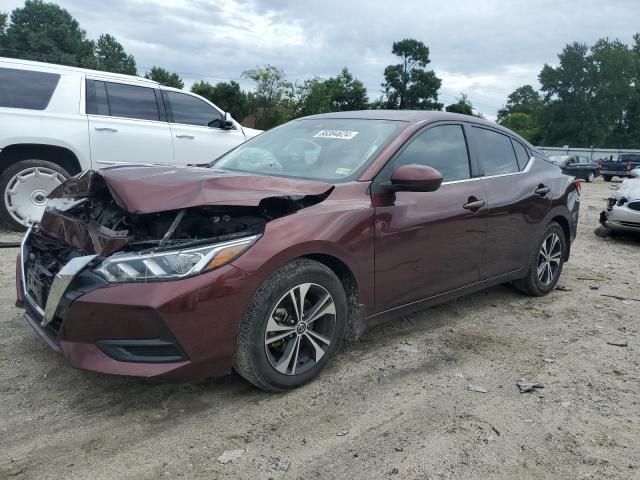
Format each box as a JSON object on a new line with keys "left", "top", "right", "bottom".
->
{"left": 548, "top": 155, "right": 600, "bottom": 182}
{"left": 600, "top": 153, "right": 640, "bottom": 181}
{"left": 16, "top": 111, "right": 580, "bottom": 391}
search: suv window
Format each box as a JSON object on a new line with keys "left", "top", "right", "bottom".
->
{"left": 104, "top": 82, "right": 160, "bottom": 121}
{"left": 164, "top": 91, "right": 223, "bottom": 127}
{"left": 0, "top": 67, "right": 60, "bottom": 110}
{"left": 511, "top": 140, "right": 530, "bottom": 170}
{"left": 471, "top": 127, "right": 519, "bottom": 176}
{"left": 391, "top": 124, "right": 471, "bottom": 182}
{"left": 85, "top": 80, "right": 109, "bottom": 115}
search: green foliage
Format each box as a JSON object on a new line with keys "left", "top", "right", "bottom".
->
{"left": 191, "top": 80, "right": 250, "bottom": 121}
{"left": 445, "top": 93, "right": 474, "bottom": 115}
{"left": 0, "top": 12, "right": 7, "bottom": 37}
{"left": 0, "top": 0, "right": 96, "bottom": 67}
{"left": 95, "top": 34, "right": 136, "bottom": 75}
{"left": 144, "top": 66, "right": 184, "bottom": 89}
{"left": 500, "top": 112, "right": 540, "bottom": 143}
{"left": 296, "top": 68, "right": 369, "bottom": 117}
{"left": 381, "top": 38, "right": 442, "bottom": 110}
{"left": 242, "top": 65, "right": 296, "bottom": 129}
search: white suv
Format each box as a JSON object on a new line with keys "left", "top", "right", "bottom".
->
{"left": 0, "top": 57, "right": 261, "bottom": 230}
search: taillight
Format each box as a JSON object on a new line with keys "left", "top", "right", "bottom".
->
{"left": 574, "top": 179, "right": 582, "bottom": 194}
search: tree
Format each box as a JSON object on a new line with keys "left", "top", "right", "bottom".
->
{"left": 0, "top": 0, "right": 96, "bottom": 67}
{"left": 0, "top": 12, "right": 7, "bottom": 38}
{"left": 296, "top": 68, "right": 369, "bottom": 116}
{"left": 243, "top": 64, "right": 295, "bottom": 129}
{"left": 497, "top": 85, "right": 542, "bottom": 123}
{"left": 144, "top": 66, "right": 184, "bottom": 89}
{"left": 500, "top": 112, "right": 540, "bottom": 143}
{"left": 445, "top": 93, "right": 474, "bottom": 115}
{"left": 95, "top": 34, "right": 136, "bottom": 75}
{"left": 191, "top": 80, "right": 250, "bottom": 120}
{"left": 381, "top": 38, "right": 442, "bottom": 110}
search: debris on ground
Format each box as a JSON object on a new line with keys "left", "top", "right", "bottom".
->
{"left": 467, "top": 385, "right": 488, "bottom": 393}
{"left": 543, "top": 358, "right": 556, "bottom": 364}
{"left": 555, "top": 285, "right": 572, "bottom": 291}
{"left": 516, "top": 380, "right": 545, "bottom": 393}
{"left": 217, "top": 449, "right": 245, "bottom": 465}
{"left": 607, "top": 339, "right": 629, "bottom": 347}
{"left": 601, "top": 294, "right": 640, "bottom": 302}
{"left": 337, "top": 430, "right": 349, "bottom": 436}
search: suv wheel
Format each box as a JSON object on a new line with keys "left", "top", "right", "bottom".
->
{"left": 514, "top": 222, "right": 566, "bottom": 297}
{"left": 586, "top": 172, "right": 595, "bottom": 182}
{"left": 0, "top": 160, "right": 69, "bottom": 231}
{"left": 234, "top": 259, "right": 347, "bottom": 391}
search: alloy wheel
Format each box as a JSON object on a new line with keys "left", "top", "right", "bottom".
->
{"left": 4, "top": 166, "right": 66, "bottom": 227}
{"left": 264, "top": 283, "right": 337, "bottom": 376}
{"left": 588, "top": 172, "right": 595, "bottom": 182}
{"left": 537, "top": 233, "right": 562, "bottom": 286}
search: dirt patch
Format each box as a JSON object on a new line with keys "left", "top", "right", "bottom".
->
{"left": 1, "top": 178, "right": 639, "bottom": 479}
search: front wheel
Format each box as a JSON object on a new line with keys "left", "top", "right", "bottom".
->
{"left": 234, "top": 259, "right": 347, "bottom": 391}
{"left": 585, "top": 172, "right": 595, "bottom": 182}
{"left": 513, "top": 222, "right": 566, "bottom": 296}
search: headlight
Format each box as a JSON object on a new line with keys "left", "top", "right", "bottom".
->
{"left": 95, "top": 235, "right": 259, "bottom": 283}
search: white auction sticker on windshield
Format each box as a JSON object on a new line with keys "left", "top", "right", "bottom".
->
{"left": 313, "top": 130, "right": 359, "bottom": 140}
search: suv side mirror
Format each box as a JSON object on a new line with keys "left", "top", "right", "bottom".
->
{"left": 391, "top": 164, "right": 443, "bottom": 192}
{"left": 222, "top": 112, "right": 234, "bottom": 130}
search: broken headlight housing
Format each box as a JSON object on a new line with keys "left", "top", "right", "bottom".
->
{"left": 94, "top": 235, "right": 259, "bottom": 283}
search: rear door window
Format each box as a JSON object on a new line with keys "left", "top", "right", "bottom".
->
{"left": 104, "top": 82, "right": 160, "bottom": 121}
{"left": 0, "top": 67, "right": 60, "bottom": 110}
{"left": 471, "top": 127, "right": 519, "bottom": 176}
{"left": 511, "top": 139, "right": 530, "bottom": 170}
{"left": 85, "top": 80, "right": 110, "bottom": 115}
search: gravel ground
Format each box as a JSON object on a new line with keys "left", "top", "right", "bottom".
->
{"left": 0, "top": 178, "right": 638, "bottom": 480}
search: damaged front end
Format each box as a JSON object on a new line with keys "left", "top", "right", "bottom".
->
{"left": 20, "top": 166, "right": 333, "bottom": 324}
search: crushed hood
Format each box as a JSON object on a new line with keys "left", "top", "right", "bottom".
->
{"left": 49, "top": 166, "right": 334, "bottom": 214}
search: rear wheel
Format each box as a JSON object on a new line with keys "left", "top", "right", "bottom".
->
{"left": 586, "top": 172, "right": 595, "bottom": 182}
{"left": 514, "top": 222, "right": 566, "bottom": 296}
{"left": 603, "top": 175, "right": 612, "bottom": 182}
{"left": 0, "top": 159, "right": 69, "bottom": 231}
{"left": 234, "top": 259, "right": 347, "bottom": 391}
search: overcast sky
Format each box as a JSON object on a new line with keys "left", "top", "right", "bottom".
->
{"left": 4, "top": 0, "right": 640, "bottom": 119}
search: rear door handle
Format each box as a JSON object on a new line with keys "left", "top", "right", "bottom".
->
{"left": 463, "top": 198, "right": 486, "bottom": 211}
{"left": 94, "top": 127, "right": 118, "bottom": 132}
{"left": 535, "top": 186, "right": 551, "bottom": 196}
{"left": 176, "top": 134, "right": 195, "bottom": 139}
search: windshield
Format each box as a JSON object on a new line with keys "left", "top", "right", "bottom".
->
{"left": 213, "top": 118, "right": 405, "bottom": 181}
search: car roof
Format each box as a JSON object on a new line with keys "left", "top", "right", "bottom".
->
{"left": 301, "top": 110, "right": 533, "bottom": 146}
{"left": 0, "top": 56, "right": 159, "bottom": 87}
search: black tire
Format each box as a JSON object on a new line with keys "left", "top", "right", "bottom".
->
{"left": 513, "top": 222, "right": 566, "bottom": 297}
{"left": 603, "top": 175, "right": 612, "bottom": 182}
{"left": 0, "top": 159, "right": 70, "bottom": 231}
{"left": 234, "top": 259, "right": 347, "bottom": 391}
{"left": 585, "top": 172, "right": 595, "bottom": 183}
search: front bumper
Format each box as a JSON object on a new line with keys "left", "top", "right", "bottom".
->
{"left": 17, "top": 230, "right": 260, "bottom": 380}
{"left": 600, "top": 205, "right": 640, "bottom": 233}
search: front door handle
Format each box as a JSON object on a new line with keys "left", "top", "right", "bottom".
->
{"left": 94, "top": 127, "right": 118, "bottom": 132}
{"left": 535, "top": 185, "right": 551, "bottom": 196}
{"left": 176, "top": 134, "right": 195, "bottom": 139}
{"left": 463, "top": 198, "right": 486, "bottom": 211}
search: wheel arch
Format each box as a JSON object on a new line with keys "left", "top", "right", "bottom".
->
{"left": 549, "top": 215, "right": 571, "bottom": 261}
{"left": 0, "top": 143, "right": 83, "bottom": 176}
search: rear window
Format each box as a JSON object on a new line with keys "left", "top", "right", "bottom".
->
{"left": 471, "top": 127, "right": 519, "bottom": 176}
{"left": 0, "top": 67, "right": 60, "bottom": 110}
{"left": 104, "top": 82, "right": 160, "bottom": 121}
{"left": 511, "top": 140, "right": 530, "bottom": 170}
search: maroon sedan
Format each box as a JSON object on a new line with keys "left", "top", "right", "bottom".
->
{"left": 16, "top": 111, "right": 580, "bottom": 391}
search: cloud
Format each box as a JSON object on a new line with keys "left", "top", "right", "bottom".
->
{"left": 3, "top": 0, "right": 640, "bottom": 117}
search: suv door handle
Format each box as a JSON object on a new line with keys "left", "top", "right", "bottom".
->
{"left": 463, "top": 198, "right": 486, "bottom": 211}
{"left": 94, "top": 127, "right": 118, "bottom": 132}
{"left": 535, "top": 185, "right": 551, "bottom": 196}
{"left": 176, "top": 134, "right": 195, "bottom": 139}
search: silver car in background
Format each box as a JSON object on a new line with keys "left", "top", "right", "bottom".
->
{"left": 601, "top": 168, "right": 640, "bottom": 233}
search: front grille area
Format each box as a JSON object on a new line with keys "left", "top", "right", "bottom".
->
{"left": 627, "top": 201, "right": 640, "bottom": 212}
{"left": 619, "top": 221, "right": 640, "bottom": 229}
{"left": 23, "top": 231, "right": 82, "bottom": 337}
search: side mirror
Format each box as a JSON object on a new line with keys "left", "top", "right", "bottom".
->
{"left": 390, "top": 164, "right": 443, "bottom": 192}
{"left": 222, "top": 112, "right": 234, "bottom": 130}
